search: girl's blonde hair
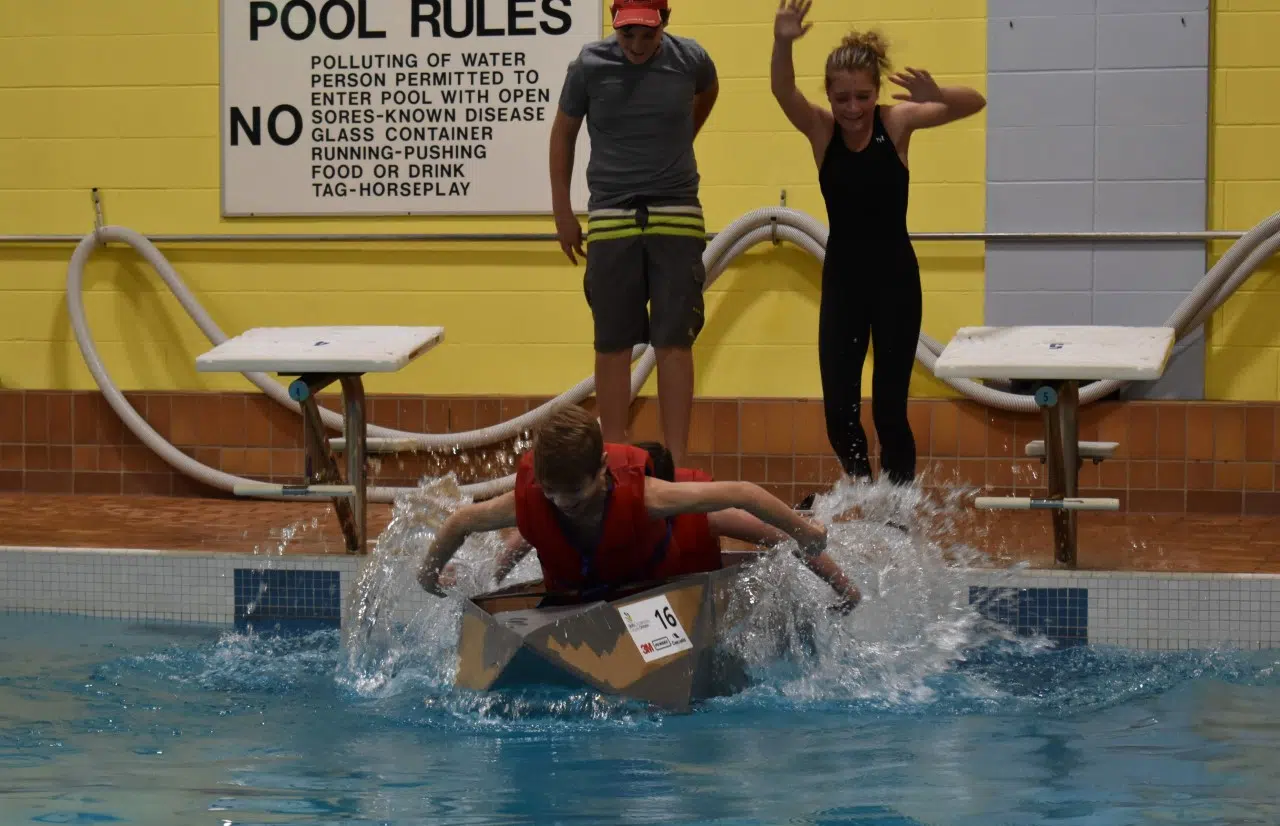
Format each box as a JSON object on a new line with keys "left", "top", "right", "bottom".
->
{"left": 825, "top": 29, "right": 891, "bottom": 90}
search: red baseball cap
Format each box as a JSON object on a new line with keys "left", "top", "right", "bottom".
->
{"left": 612, "top": 0, "right": 667, "bottom": 28}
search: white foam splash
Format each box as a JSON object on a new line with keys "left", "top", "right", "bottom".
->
{"left": 335, "top": 472, "right": 1027, "bottom": 715}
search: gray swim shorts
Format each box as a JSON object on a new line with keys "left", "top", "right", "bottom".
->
{"left": 582, "top": 203, "right": 707, "bottom": 353}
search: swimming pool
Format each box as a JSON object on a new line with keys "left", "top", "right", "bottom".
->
{"left": 5, "top": 484, "right": 1280, "bottom": 824}
{"left": 3, "top": 610, "right": 1280, "bottom": 825}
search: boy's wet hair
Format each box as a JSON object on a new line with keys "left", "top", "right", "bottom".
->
{"left": 532, "top": 405, "right": 604, "bottom": 490}
{"left": 633, "top": 440, "right": 675, "bottom": 481}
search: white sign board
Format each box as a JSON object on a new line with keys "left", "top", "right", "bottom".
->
{"left": 219, "top": 0, "right": 598, "bottom": 216}
{"left": 617, "top": 594, "right": 693, "bottom": 663}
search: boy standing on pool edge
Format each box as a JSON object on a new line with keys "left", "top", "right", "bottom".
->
{"left": 548, "top": 0, "right": 720, "bottom": 470}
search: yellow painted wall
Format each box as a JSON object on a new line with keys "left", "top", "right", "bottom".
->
{"left": 1205, "top": 0, "right": 1280, "bottom": 400}
{"left": 0, "top": 0, "right": 985, "bottom": 398}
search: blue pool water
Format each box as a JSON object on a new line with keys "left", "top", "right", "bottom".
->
{"left": 4, "top": 611, "right": 1280, "bottom": 825}
{"left": 5, "top": 482, "right": 1280, "bottom": 825}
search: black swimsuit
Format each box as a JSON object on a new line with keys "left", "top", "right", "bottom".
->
{"left": 816, "top": 105, "right": 923, "bottom": 486}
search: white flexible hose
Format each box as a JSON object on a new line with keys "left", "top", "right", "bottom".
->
{"left": 66, "top": 207, "right": 1280, "bottom": 503}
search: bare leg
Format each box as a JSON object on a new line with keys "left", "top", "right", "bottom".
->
{"left": 595, "top": 350, "right": 633, "bottom": 444}
{"left": 655, "top": 345, "right": 694, "bottom": 468}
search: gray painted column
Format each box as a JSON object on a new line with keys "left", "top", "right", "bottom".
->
{"left": 985, "top": 0, "right": 1209, "bottom": 400}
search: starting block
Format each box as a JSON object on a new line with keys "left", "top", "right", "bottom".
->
{"left": 196, "top": 325, "right": 445, "bottom": 553}
{"left": 934, "top": 325, "right": 1175, "bottom": 568}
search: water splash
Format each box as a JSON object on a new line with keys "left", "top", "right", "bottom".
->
{"left": 709, "top": 476, "right": 1020, "bottom": 707}
{"left": 234, "top": 515, "right": 329, "bottom": 620}
{"left": 338, "top": 475, "right": 488, "bottom": 698}
{"left": 332, "top": 472, "right": 1041, "bottom": 719}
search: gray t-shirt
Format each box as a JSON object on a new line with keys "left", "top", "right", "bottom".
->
{"left": 558, "top": 33, "right": 717, "bottom": 211}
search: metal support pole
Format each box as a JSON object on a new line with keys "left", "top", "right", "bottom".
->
{"left": 340, "top": 375, "right": 369, "bottom": 554}
{"left": 1038, "top": 380, "right": 1081, "bottom": 568}
{"left": 291, "top": 374, "right": 360, "bottom": 551}
{"left": 288, "top": 372, "right": 365, "bottom": 553}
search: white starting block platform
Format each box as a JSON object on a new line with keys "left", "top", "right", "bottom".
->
{"left": 195, "top": 326, "right": 444, "bottom": 374}
{"left": 934, "top": 325, "right": 1175, "bottom": 568}
{"left": 933, "top": 325, "right": 1174, "bottom": 382}
{"left": 196, "top": 325, "right": 445, "bottom": 553}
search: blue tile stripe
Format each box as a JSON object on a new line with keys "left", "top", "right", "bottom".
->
{"left": 234, "top": 569, "right": 340, "bottom": 623}
{"left": 969, "top": 586, "right": 1088, "bottom": 646}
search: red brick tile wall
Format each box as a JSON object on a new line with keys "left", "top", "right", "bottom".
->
{"left": 1, "top": 390, "right": 1277, "bottom": 515}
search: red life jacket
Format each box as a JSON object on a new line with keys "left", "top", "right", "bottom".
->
{"left": 653, "top": 467, "right": 723, "bottom": 579}
{"left": 513, "top": 442, "right": 674, "bottom": 595}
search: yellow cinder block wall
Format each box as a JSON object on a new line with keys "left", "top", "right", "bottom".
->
{"left": 0, "top": 0, "right": 985, "bottom": 399}
{"left": 1206, "top": 0, "right": 1280, "bottom": 400}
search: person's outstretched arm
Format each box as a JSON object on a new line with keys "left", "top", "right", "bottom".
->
{"left": 797, "top": 551, "right": 861, "bottom": 613}
{"left": 492, "top": 528, "right": 533, "bottom": 584}
{"left": 644, "top": 478, "right": 827, "bottom": 555}
{"left": 708, "top": 508, "right": 788, "bottom": 547}
{"left": 886, "top": 67, "right": 986, "bottom": 133}
{"left": 770, "top": 0, "right": 833, "bottom": 149}
{"left": 708, "top": 509, "right": 861, "bottom": 612}
{"left": 418, "top": 492, "right": 518, "bottom": 596}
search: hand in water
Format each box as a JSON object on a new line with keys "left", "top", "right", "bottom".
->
{"left": 554, "top": 209, "right": 585, "bottom": 264}
{"left": 774, "top": 0, "right": 813, "bottom": 42}
{"left": 798, "top": 517, "right": 827, "bottom": 555}
{"left": 889, "top": 67, "right": 943, "bottom": 104}
{"left": 417, "top": 563, "right": 446, "bottom": 597}
{"left": 830, "top": 586, "right": 862, "bottom": 616}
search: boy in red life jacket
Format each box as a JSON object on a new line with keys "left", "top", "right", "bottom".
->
{"left": 417, "top": 405, "right": 861, "bottom": 614}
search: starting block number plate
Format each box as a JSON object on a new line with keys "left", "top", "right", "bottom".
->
{"left": 617, "top": 594, "right": 693, "bottom": 663}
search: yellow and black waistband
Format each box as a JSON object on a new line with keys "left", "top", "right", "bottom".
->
{"left": 586, "top": 205, "right": 706, "bottom": 242}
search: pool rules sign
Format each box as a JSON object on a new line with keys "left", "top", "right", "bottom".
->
{"left": 219, "top": 0, "right": 598, "bottom": 216}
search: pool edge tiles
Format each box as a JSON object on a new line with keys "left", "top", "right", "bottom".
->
{"left": 964, "top": 569, "right": 1280, "bottom": 651}
{"left": 3, "top": 547, "right": 1280, "bottom": 651}
{"left": 0, "top": 545, "right": 356, "bottom": 629}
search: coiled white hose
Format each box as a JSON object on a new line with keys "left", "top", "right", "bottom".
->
{"left": 66, "top": 207, "right": 1280, "bottom": 503}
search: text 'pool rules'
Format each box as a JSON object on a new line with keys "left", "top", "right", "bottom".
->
{"left": 219, "top": 0, "right": 599, "bottom": 216}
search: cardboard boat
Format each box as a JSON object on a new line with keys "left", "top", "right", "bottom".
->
{"left": 454, "top": 551, "right": 766, "bottom": 712}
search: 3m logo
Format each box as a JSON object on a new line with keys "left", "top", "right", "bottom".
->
{"left": 640, "top": 642, "right": 654, "bottom": 654}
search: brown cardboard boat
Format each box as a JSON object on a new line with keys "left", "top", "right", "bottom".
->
{"left": 454, "top": 551, "right": 765, "bottom": 712}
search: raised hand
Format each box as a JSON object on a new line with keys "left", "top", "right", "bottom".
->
{"left": 889, "top": 67, "right": 943, "bottom": 103}
{"left": 774, "top": 0, "right": 813, "bottom": 42}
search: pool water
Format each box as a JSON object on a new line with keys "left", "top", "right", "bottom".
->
{"left": 3, "top": 613, "right": 1280, "bottom": 825}
{"left": 4, "top": 481, "right": 1280, "bottom": 825}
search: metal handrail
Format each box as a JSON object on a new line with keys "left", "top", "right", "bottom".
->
{"left": 0, "top": 230, "right": 1248, "bottom": 244}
